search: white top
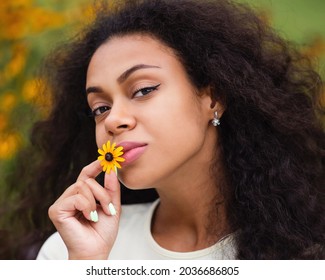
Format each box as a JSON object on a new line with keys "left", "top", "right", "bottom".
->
{"left": 36, "top": 199, "right": 237, "bottom": 260}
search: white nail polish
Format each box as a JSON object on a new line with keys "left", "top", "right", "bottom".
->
{"left": 108, "top": 203, "right": 117, "bottom": 216}
{"left": 90, "top": 210, "right": 99, "bottom": 222}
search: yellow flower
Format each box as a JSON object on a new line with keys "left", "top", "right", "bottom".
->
{"left": 98, "top": 141, "right": 125, "bottom": 174}
{"left": 0, "top": 92, "right": 16, "bottom": 113}
{"left": 0, "top": 132, "right": 21, "bottom": 160}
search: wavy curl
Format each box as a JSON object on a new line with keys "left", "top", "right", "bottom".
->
{"left": 1, "top": 0, "right": 324, "bottom": 259}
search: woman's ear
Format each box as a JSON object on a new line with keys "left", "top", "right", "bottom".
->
{"left": 199, "top": 86, "right": 225, "bottom": 121}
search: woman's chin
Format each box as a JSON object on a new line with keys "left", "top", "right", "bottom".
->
{"left": 118, "top": 176, "right": 152, "bottom": 191}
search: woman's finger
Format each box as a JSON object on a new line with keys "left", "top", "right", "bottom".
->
{"left": 77, "top": 160, "right": 103, "bottom": 181}
{"left": 84, "top": 178, "right": 114, "bottom": 216}
{"left": 103, "top": 171, "right": 121, "bottom": 216}
{"left": 49, "top": 193, "right": 96, "bottom": 223}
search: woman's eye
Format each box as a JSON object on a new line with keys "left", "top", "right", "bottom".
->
{"left": 92, "top": 106, "right": 111, "bottom": 117}
{"left": 133, "top": 84, "right": 160, "bottom": 97}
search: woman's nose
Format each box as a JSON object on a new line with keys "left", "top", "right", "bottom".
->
{"left": 104, "top": 102, "right": 136, "bottom": 136}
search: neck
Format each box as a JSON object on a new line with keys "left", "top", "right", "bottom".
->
{"left": 151, "top": 147, "right": 229, "bottom": 252}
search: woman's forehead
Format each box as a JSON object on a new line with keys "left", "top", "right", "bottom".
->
{"left": 87, "top": 34, "right": 183, "bottom": 79}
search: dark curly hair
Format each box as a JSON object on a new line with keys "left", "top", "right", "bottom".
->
{"left": 1, "top": 0, "right": 324, "bottom": 259}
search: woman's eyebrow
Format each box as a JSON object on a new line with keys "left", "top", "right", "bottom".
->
{"left": 86, "top": 64, "right": 161, "bottom": 95}
{"left": 86, "top": 86, "right": 103, "bottom": 95}
{"left": 117, "top": 64, "right": 160, "bottom": 84}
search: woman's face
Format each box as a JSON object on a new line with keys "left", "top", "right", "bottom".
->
{"left": 86, "top": 34, "right": 218, "bottom": 189}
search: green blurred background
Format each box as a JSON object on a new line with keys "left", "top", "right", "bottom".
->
{"left": 0, "top": 0, "right": 325, "bottom": 190}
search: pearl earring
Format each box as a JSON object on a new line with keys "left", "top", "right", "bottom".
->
{"left": 211, "top": 111, "right": 220, "bottom": 126}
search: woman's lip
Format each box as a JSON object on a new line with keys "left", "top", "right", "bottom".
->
{"left": 118, "top": 141, "right": 147, "bottom": 166}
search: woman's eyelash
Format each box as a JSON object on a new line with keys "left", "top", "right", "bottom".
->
{"left": 91, "top": 106, "right": 111, "bottom": 117}
{"left": 133, "top": 84, "right": 161, "bottom": 97}
{"left": 90, "top": 84, "right": 160, "bottom": 117}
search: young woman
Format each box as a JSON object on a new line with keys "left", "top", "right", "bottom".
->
{"left": 2, "top": 0, "right": 324, "bottom": 259}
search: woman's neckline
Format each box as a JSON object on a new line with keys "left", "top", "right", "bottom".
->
{"left": 143, "top": 199, "right": 236, "bottom": 259}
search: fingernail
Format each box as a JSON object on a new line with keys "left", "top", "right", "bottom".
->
{"left": 108, "top": 203, "right": 117, "bottom": 216}
{"left": 90, "top": 210, "right": 99, "bottom": 222}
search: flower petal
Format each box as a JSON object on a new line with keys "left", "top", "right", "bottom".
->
{"left": 115, "top": 146, "right": 123, "bottom": 153}
{"left": 113, "top": 150, "right": 123, "bottom": 158}
{"left": 106, "top": 164, "right": 113, "bottom": 174}
{"left": 98, "top": 155, "right": 104, "bottom": 161}
{"left": 106, "top": 141, "right": 111, "bottom": 152}
{"left": 111, "top": 142, "right": 116, "bottom": 151}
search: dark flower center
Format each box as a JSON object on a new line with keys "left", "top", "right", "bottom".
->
{"left": 105, "top": 152, "right": 114, "bottom": 162}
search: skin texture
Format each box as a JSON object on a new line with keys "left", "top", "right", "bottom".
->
{"left": 49, "top": 34, "right": 225, "bottom": 259}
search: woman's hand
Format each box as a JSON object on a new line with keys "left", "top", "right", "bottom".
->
{"left": 48, "top": 160, "right": 121, "bottom": 259}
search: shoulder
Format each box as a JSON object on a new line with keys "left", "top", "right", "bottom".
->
{"left": 109, "top": 200, "right": 158, "bottom": 259}
{"left": 36, "top": 231, "right": 68, "bottom": 260}
{"left": 116, "top": 200, "right": 157, "bottom": 235}
{"left": 120, "top": 201, "right": 155, "bottom": 220}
